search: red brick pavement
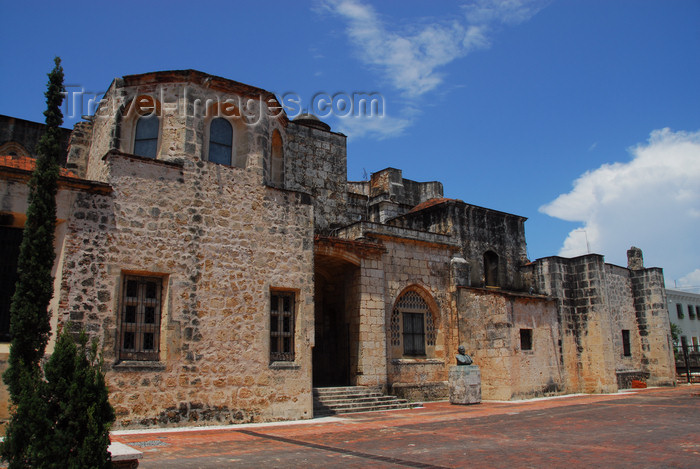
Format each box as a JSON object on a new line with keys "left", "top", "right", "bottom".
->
{"left": 112, "top": 386, "right": 700, "bottom": 468}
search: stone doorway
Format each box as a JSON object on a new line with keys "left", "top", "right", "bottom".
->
{"left": 313, "top": 253, "right": 359, "bottom": 387}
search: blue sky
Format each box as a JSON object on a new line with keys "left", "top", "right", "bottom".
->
{"left": 2, "top": 0, "right": 699, "bottom": 291}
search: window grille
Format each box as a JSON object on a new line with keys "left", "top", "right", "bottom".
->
{"left": 119, "top": 275, "right": 162, "bottom": 361}
{"left": 270, "top": 291, "right": 295, "bottom": 362}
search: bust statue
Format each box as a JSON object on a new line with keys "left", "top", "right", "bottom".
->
{"left": 456, "top": 345, "right": 473, "bottom": 366}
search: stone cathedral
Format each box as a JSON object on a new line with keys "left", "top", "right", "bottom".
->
{"left": 0, "top": 70, "right": 675, "bottom": 428}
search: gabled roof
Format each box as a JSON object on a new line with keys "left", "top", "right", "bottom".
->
{"left": 0, "top": 155, "right": 78, "bottom": 177}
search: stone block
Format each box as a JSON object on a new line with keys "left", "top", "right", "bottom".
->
{"left": 449, "top": 365, "right": 481, "bottom": 405}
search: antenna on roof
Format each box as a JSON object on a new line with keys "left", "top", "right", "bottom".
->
{"left": 575, "top": 228, "right": 591, "bottom": 254}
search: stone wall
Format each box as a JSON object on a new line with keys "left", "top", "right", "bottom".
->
{"left": 526, "top": 251, "right": 675, "bottom": 394}
{"left": 56, "top": 150, "right": 315, "bottom": 428}
{"left": 604, "top": 265, "right": 644, "bottom": 373}
{"left": 285, "top": 122, "right": 348, "bottom": 232}
{"left": 376, "top": 236, "right": 455, "bottom": 400}
{"left": 629, "top": 268, "right": 676, "bottom": 386}
{"left": 393, "top": 201, "right": 529, "bottom": 291}
{"left": 533, "top": 255, "right": 619, "bottom": 393}
{"left": 0, "top": 170, "right": 111, "bottom": 424}
{"left": 65, "top": 120, "right": 93, "bottom": 177}
{"left": 457, "top": 288, "right": 563, "bottom": 400}
{"left": 0, "top": 114, "right": 71, "bottom": 163}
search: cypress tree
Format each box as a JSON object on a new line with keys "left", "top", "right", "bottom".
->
{"left": 1, "top": 57, "right": 116, "bottom": 468}
{"left": 1, "top": 57, "right": 65, "bottom": 467}
{"left": 39, "top": 332, "right": 115, "bottom": 468}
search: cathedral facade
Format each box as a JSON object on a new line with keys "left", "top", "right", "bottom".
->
{"left": 0, "top": 70, "right": 675, "bottom": 428}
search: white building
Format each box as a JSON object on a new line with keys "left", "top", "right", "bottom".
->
{"left": 667, "top": 289, "right": 700, "bottom": 352}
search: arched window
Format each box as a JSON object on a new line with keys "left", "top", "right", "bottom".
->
{"left": 484, "top": 251, "right": 499, "bottom": 287}
{"left": 390, "top": 290, "right": 437, "bottom": 356}
{"left": 270, "top": 129, "right": 284, "bottom": 187}
{"left": 208, "top": 118, "right": 233, "bottom": 165}
{"left": 0, "top": 142, "right": 30, "bottom": 158}
{"left": 133, "top": 115, "right": 159, "bottom": 158}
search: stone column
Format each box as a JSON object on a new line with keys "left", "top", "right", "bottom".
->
{"left": 355, "top": 257, "right": 388, "bottom": 389}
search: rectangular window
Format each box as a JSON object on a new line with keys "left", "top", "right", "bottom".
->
{"left": 119, "top": 275, "right": 162, "bottom": 361}
{"left": 270, "top": 291, "right": 295, "bottom": 362}
{"left": 676, "top": 303, "right": 684, "bottom": 319}
{"left": 622, "top": 329, "right": 631, "bottom": 357}
{"left": 403, "top": 312, "right": 426, "bottom": 356}
{"left": 693, "top": 337, "right": 699, "bottom": 353}
{"left": 688, "top": 305, "right": 696, "bottom": 320}
{"left": 520, "top": 328, "right": 533, "bottom": 351}
{"left": 0, "top": 226, "right": 23, "bottom": 342}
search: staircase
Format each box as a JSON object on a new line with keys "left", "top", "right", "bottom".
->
{"left": 313, "top": 386, "right": 420, "bottom": 417}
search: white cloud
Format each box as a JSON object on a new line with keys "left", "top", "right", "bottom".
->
{"left": 323, "top": 0, "right": 547, "bottom": 97}
{"left": 540, "top": 128, "right": 700, "bottom": 283}
{"left": 677, "top": 269, "right": 700, "bottom": 294}
{"left": 462, "top": 0, "right": 549, "bottom": 26}
{"left": 334, "top": 113, "right": 413, "bottom": 140}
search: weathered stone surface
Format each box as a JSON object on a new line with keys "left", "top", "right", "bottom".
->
{"left": 449, "top": 365, "right": 481, "bottom": 405}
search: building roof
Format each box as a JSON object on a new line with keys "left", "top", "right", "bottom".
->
{"left": 0, "top": 155, "right": 78, "bottom": 177}
{"left": 408, "top": 197, "right": 461, "bottom": 213}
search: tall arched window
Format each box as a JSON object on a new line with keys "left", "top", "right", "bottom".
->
{"left": 484, "top": 251, "right": 499, "bottom": 287}
{"left": 270, "top": 129, "right": 284, "bottom": 187}
{"left": 133, "top": 114, "right": 159, "bottom": 158}
{"left": 208, "top": 118, "right": 233, "bottom": 165}
{"left": 390, "top": 290, "right": 437, "bottom": 356}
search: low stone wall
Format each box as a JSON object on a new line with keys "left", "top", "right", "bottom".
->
{"left": 616, "top": 370, "right": 649, "bottom": 389}
{"left": 390, "top": 381, "right": 448, "bottom": 402}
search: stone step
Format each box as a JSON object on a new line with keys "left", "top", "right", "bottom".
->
{"left": 314, "top": 401, "right": 414, "bottom": 413}
{"left": 314, "top": 395, "right": 400, "bottom": 407}
{"left": 312, "top": 386, "right": 418, "bottom": 417}
{"left": 314, "top": 393, "right": 384, "bottom": 402}
{"left": 314, "top": 402, "right": 420, "bottom": 416}
{"left": 313, "top": 387, "right": 377, "bottom": 396}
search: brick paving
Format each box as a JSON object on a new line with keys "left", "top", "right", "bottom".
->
{"left": 112, "top": 386, "right": 700, "bottom": 468}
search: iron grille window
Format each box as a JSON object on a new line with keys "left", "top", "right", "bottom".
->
{"left": 520, "top": 328, "right": 533, "bottom": 351}
{"left": 403, "top": 312, "right": 426, "bottom": 355}
{"left": 119, "top": 275, "right": 162, "bottom": 361}
{"left": 392, "top": 291, "right": 436, "bottom": 357}
{"left": 270, "top": 291, "right": 295, "bottom": 362}
{"left": 688, "top": 305, "right": 696, "bottom": 320}
{"left": 676, "top": 303, "right": 684, "bottom": 319}
{"left": 622, "top": 329, "right": 631, "bottom": 357}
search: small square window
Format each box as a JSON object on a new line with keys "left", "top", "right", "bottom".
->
{"left": 520, "top": 329, "right": 533, "bottom": 351}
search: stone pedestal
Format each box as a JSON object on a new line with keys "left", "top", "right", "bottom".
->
{"left": 449, "top": 365, "right": 481, "bottom": 405}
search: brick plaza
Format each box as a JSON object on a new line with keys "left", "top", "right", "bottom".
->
{"left": 112, "top": 385, "right": 700, "bottom": 468}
